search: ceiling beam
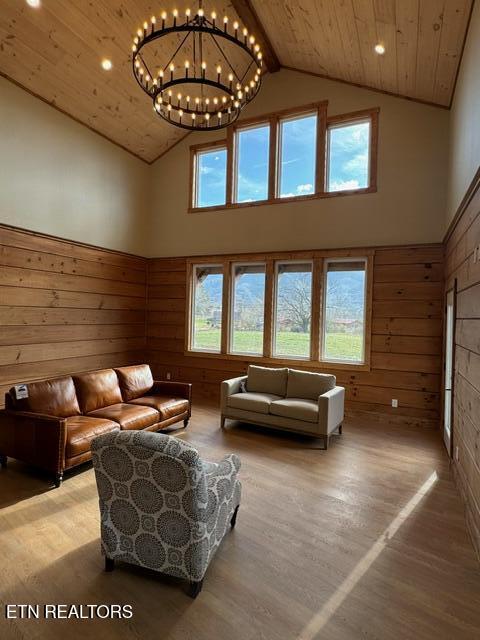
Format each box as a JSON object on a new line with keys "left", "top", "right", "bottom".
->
{"left": 231, "top": 0, "right": 281, "bottom": 73}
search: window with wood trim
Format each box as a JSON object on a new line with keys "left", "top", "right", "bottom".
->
{"left": 187, "top": 251, "right": 373, "bottom": 370}
{"left": 273, "top": 261, "right": 313, "bottom": 359}
{"left": 230, "top": 263, "right": 266, "bottom": 355}
{"left": 192, "top": 144, "right": 227, "bottom": 209}
{"left": 278, "top": 112, "right": 317, "bottom": 199}
{"left": 234, "top": 123, "right": 270, "bottom": 203}
{"left": 190, "top": 265, "right": 224, "bottom": 352}
{"left": 322, "top": 259, "right": 367, "bottom": 364}
{"left": 189, "top": 103, "right": 378, "bottom": 211}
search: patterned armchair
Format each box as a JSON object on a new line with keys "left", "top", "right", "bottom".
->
{"left": 91, "top": 430, "right": 242, "bottom": 597}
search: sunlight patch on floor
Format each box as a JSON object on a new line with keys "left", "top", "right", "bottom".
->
{"left": 297, "top": 471, "right": 439, "bottom": 640}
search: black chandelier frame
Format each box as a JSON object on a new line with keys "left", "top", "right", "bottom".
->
{"left": 132, "top": 9, "right": 264, "bottom": 131}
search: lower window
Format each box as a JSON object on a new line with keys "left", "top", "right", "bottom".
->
{"left": 322, "top": 259, "right": 367, "bottom": 363}
{"left": 274, "top": 262, "right": 313, "bottom": 359}
{"left": 230, "top": 263, "right": 266, "bottom": 355}
{"left": 191, "top": 265, "right": 224, "bottom": 352}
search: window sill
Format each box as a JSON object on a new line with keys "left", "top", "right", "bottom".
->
{"left": 188, "top": 186, "right": 377, "bottom": 213}
{"left": 185, "top": 349, "right": 371, "bottom": 372}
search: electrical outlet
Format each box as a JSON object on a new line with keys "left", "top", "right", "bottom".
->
{"left": 166, "top": 372, "right": 171, "bottom": 380}
{"left": 455, "top": 446, "right": 459, "bottom": 462}
{"left": 391, "top": 399, "right": 398, "bottom": 408}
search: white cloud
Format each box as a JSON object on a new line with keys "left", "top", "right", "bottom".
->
{"left": 297, "top": 183, "right": 313, "bottom": 194}
{"left": 329, "top": 179, "right": 360, "bottom": 192}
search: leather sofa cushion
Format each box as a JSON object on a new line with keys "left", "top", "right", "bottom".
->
{"left": 129, "top": 395, "right": 189, "bottom": 420}
{"left": 227, "top": 392, "right": 282, "bottom": 415}
{"left": 115, "top": 364, "right": 153, "bottom": 402}
{"left": 88, "top": 403, "right": 159, "bottom": 430}
{"left": 13, "top": 376, "right": 81, "bottom": 418}
{"left": 286, "top": 369, "right": 336, "bottom": 401}
{"left": 270, "top": 398, "right": 319, "bottom": 423}
{"left": 66, "top": 415, "right": 119, "bottom": 458}
{"left": 246, "top": 365, "right": 288, "bottom": 397}
{"left": 73, "top": 369, "right": 122, "bottom": 414}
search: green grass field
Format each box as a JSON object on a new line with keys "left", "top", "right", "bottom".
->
{"left": 193, "top": 324, "right": 363, "bottom": 360}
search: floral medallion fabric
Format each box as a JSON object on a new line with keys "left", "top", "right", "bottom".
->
{"left": 91, "top": 430, "right": 241, "bottom": 582}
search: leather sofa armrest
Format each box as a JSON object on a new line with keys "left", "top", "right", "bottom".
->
{"left": 0, "top": 409, "right": 67, "bottom": 474}
{"left": 221, "top": 376, "right": 247, "bottom": 413}
{"left": 152, "top": 380, "right": 192, "bottom": 404}
{"left": 317, "top": 386, "right": 345, "bottom": 435}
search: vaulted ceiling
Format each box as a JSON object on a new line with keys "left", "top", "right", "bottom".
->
{"left": 0, "top": 0, "right": 473, "bottom": 163}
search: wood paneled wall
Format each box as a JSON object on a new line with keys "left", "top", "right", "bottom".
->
{"left": 445, "top": 171, "right": 480, "bottom": 556}
{"left": 0, "top": 225, "right": 147, "bottom": 407}
{"left": 147, "top": 244, "right": 444, "bottom": 428}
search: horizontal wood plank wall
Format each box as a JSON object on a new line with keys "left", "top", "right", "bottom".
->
{"left": 0, "top": 225, "right": 147, "bottom": 407}
{"left": 147, "top": 245, "right": 444, "bottom": 428}
{"left": 445, "top": 179, "right": 480, "bottom": 557}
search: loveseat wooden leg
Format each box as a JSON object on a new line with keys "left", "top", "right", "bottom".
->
{"left": 54, "top": 472, "right": 63, "bottom": 488}
{"left": 187, "top": 579, "right": 203, "bottom": 598}
{"left": 338, "top": 424, "right": 343, "bottom": 435}
{"left": 230, "top": 505, "right": 239, "bottom": 528}
{"left": 105, "top": 557, "right": 115, "bottom": 572}
{"left": 220, "top": 416, "right": 226, "bottom": 429}
{"left": 324, "top": 436, "right": 329, "bottom": 450}
{"left": 0, "top": 454, "right": 7, "bottom": 467}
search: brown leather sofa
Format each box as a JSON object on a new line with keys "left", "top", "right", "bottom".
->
{"left": 0, "top": 364, "right": 191, "bottom": 487}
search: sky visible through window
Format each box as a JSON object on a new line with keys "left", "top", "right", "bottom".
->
{"left": 196, "top": 148, "right": 227, "bottom": 208}
{"left": 328, "top": 121, "right": 370, "bottom": 192}
{"left": 279, "top": 114, "right": 317, "bottom": 198}
{"left": 235, "top": 124, "right": 270, "bottom": 203}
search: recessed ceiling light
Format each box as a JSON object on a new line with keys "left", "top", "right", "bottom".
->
{"left": 374, "top": 44, "right": 385, "bottom": 55}
{"left": 101, "top": 59, "right": 113, "bottom": 71}
{"left": 26, "top": 0, "right": 41, "bottom": 7}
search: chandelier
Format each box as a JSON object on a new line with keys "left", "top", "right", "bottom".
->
{"left": 131, "top": 2, "right": 264, "bottom": 131}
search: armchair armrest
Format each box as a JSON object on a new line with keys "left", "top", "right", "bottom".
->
{"left": 0, "top": 409, "right": 67, "bottom": 474}
{"left": 317, "top": 386, "right": 345, "bottom": 436}
{"left": 152, "top": 380, "right": 192, "bottom": 404}
{"left": 221, "top": 376, "right": 247, "bottom": 413}
{"left": 204, "top": 453, "right": 242, "bottom": 480}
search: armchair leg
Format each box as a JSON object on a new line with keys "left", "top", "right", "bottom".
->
{"left": 54, "top": 472, "right": 63, "bottom": 488}
{"left": 338, "top": 424, "right": 343, "bottom": 435}
{"left": 105, "top": 557, "right": 115, "bottom": 572}
{"left": 324, "top": 436, "right": 329, "bottom": 450}
{"left": 230, "top": 505, "right": 240, "bottom": 528}
{"left": 0, "top": 454, "right": 7, "bottom": 467}
{"left": 187, "top": 579, "right": 203, "bottom": 598}
{"left": 220, "top": 416, "right": 226, "bottom": 429}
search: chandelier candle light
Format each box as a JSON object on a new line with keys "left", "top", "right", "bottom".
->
{"left": 132, "top": 2, "right": 264, "bottom": 130}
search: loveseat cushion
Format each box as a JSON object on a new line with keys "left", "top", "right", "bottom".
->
{"left": 227, "top": 392, "right": 282, "bottom": 415}
{"left": 73, "top": 369, "right": 123, "bottom": 414}
{"left": 65, "top": 415, "right": 119, "bottom": 458}
{"left": 129, "top": 395, "right": 189, "bottom": 420}
{"left": 286, "top": 369, "right": 336, "bottom": 401}
{"left": 88, "top": 403, "right": 159, "bottom": 430}
{"left": 11, "top": 376, "right": 81, "bottom": 418}
{"left": 115, "top": 364, "right": 154, "bottom": 402}
{"left": 246, "top": 365, "right": 288, "bottom": 397}
{"left": 270, "top": 398, "right": 319, "bottom": 423}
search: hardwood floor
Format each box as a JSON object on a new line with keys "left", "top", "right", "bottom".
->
{"left": 1, "top": 402, "right": 480, "bottom": 640}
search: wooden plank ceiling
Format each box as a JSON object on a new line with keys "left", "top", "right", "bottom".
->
{"left": 0, "top": 1, "right": 473, "bottom": 163}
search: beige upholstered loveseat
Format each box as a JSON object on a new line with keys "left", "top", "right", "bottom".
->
{"left": 221, "top": 365, "right": 345, "bottom": 449}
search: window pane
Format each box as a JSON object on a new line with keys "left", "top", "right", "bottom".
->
{"left": 327, "top": 120, "right": 370, "bottom": 192}
{"left": 274, "top": 262, "right": 312, "bottom": 358}
{"left": 235, "top": 124, "right": 270, "bottom": 203}
{"left": 279, "top": 114, "right": 317, "bottom": 198}
{"left": 323, "top": 261, "right": 366, "bottom": 363}
{"left": 196, "top": 148, "right": 227, "bottom": 208}
{"left": 192, "top": 266, "right": 223, "bottom": 352}
{"left": 230, "top": 264, "right": 266, "bottom": 355}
